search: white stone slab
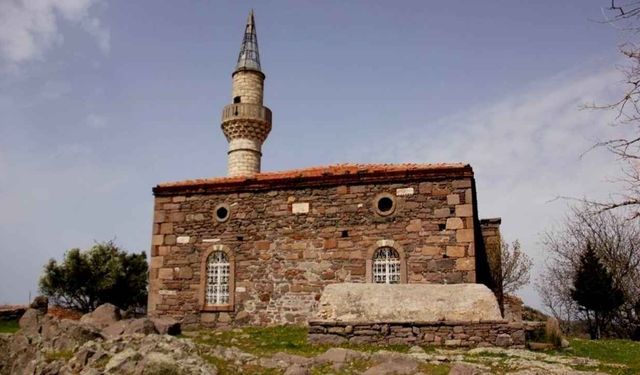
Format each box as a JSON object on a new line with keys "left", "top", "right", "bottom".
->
{"left": 176, "top": 236, "right": 190, "bottom": 244}
{"left": 396, "top": 187, "right": 415, "bottom": 196}
{"left": 236, "top": 286, "right": 246, "bottom": 293}
{"left": 202, "top": 238, "right": 221, "bottom": 243}
{"left": 315, "top": 283, "right": 503, "bottom": 323}
{"left": 292, "top": 202, "right": 310, "bottom": 214}
{"left": 158, "top": 290, "right": 177, "bottom": 296}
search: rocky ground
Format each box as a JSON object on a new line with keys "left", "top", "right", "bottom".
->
{"left": 0, "top": 303, "right": 635, "bottom": 375}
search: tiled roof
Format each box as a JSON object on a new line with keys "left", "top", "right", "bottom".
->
{"left": 154, "top": 163, "right": 472, "bottom": 194}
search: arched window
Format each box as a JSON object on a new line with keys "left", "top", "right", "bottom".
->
{"left": 372, "top": 247, "right": 401, "bottom": 284}
{"left": 205, "top": 251, "right": 230, "bottom": 305}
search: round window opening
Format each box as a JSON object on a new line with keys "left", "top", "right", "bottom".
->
{"left": 374, "top": 194, "right": 396, "bottom": 216}
{"left": 214, "top": 204, "right": 230, "bottom": 222}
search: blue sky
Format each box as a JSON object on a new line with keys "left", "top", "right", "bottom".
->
{"left": 0, "top": 1, "right": 631, "bottom": 308}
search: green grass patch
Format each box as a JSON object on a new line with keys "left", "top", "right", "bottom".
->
{"left": 193, "top": 325, "right": 421, "bottom": 357}
{"left": 568, "top": 338, "right": 640, "bottom": 375}
{"left": 419, "top": 363, "right": 451, "bottom": 375}
{"left": 195, "top": 325, "right": 325, "bottom": 356}
{"left": 0, "top": 319, "right": 19, "bottom": 333}
{"left": 201, "top": 353, "right": 281, "bottom": 375}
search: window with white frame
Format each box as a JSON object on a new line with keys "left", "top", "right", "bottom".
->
{"left": 372, "top": 247, "right": 401, "bottom": 284}
{"left": 205, "top": 251, "right": 230, "bottom": 305}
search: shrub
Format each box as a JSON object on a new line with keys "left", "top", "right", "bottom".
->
{"left": 39, "top": 240, "right": 147, "bottom": 312}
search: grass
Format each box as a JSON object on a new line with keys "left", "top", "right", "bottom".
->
{"left": 568, "top": 338, "right": 640, "bottom": 375}
{"left": 201, "top": 353, "right": 281, "bottom": 375}
{"left": 0, "top": 319, "right": 19, "bottom": 334}
{"left": 192, "top": 325, "right": 415, "bottom": 357}
{"left": 191, "top": 326, "right": 640, "bottom": 375}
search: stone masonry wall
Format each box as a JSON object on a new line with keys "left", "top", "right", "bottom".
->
{"left": 308, "top": 320, "right": 526, "bottom": 349}
{"left": 232, "top": 70, "right": 264, "bottom": 104}
{"left": 148, "top": 176, "right": 479, "bottom": 327}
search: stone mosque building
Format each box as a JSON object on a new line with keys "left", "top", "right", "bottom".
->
{"left": 147, "top": 11, "right": 503, "bottom": 328}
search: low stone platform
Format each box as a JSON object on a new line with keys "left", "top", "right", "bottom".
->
{"left": 308, "top": 320, "right": 526, "bottom": 348}
{"left": 309, "top": 283, "right": 524, "bottom": 348}
{"left": 316, "top": 283, "right": 503, "bottom": 323}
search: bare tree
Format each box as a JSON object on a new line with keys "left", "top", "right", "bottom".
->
{"left": 537, "top": 203, "right": 640, "bottom": 337}
{"left": 590, "top": 1, "right": 640, "bottom": 216}
{"left": 501, "top": 240, "right": 532, "bottom": 294}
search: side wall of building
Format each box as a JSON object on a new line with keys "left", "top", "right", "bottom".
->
{"left": 148, "top": 177, "right": 479, "bottom": 327}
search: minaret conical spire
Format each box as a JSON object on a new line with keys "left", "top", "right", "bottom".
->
{"left": 235, "top": 9, "right": 261, "bottom": 72}
{"left": 221, "top": 10, "right": 271, "bottom": 177}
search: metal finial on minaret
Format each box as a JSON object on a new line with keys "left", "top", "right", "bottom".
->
{"left": 235, "top": 9, "right": 261, "bottom": 72}
{"left": 221, "top": 10, "right": 272, "bottom": 177}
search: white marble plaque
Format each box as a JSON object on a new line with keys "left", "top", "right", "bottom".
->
{"left": 396, "top": 187, "right": 414, "bottom": 196}
{"left": 292, "top": 202, "right": 310, "bottom": 214}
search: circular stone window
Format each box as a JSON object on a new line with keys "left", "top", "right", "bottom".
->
{"left": 214, "top": 203, "right": 230, "bottom": 222}
{"left": 374, "top": 193, "right": 396, "bottom": 216}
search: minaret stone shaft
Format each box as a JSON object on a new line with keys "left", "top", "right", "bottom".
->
{"left": 221, "top": 10, "right": 271, "bottom": 177}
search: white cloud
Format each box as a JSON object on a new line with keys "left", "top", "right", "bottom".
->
{"left": 86, "top": 113, "right": 106, "bottom": 128}
{"left": 0, "top": 0, "right": 109, "bottom": 64}
{"left": 351, "top": 63, "right": 632, "bottom": 309}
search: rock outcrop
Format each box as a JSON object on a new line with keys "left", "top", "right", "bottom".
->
{"left": 2, "top": 304, "right": 201, "bottom": 375}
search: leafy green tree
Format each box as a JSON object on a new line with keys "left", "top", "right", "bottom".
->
{"left": 571, "top": 243, "right": 625, "bottom": 339}
{"left": 39, "top": 241, "right": 148, "bottom": 312}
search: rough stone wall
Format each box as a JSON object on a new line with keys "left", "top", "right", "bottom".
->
{"left": 232, "top": 70, "right": 264, "bottom": 104}
{"left": 308, "top": 320, "right": 526, "bottom": 348}
{"left": 480, "top": 218, "right": 503, "bottom": 308}
{"left": 148, "top": 177, "right": 479, "bottom": 327}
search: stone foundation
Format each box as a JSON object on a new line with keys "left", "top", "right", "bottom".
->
{"left": 308, "top": 320, "right": 526, "bottom": 348}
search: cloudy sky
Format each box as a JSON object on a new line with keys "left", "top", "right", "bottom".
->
{"left": 0, "top": 1, "right": 632, "bottom": 308}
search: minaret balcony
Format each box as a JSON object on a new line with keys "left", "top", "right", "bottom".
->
{"left": 221, "top": 103, "right": 272, "bottom": 125}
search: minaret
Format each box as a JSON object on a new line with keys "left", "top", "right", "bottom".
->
{"left": 221, "top": 10, "right": 272, "bottom": 177}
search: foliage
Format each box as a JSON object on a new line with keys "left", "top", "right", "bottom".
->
{"left": 0, "top": 319, "right": 19, "bottom": 334}
{"left": 537, "top": 204, "right": 640, "bottom": 338}
{"left": 500, "top": 240, "right": 532, "bottom": 294}
{"left": 39, "top": 240, "right": 148, "bottom": 312}
{"left": 571, "top": 244, "right": 625, "bottom": 339}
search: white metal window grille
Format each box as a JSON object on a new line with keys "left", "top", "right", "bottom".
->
{"left": 205, "top": 251, "right": 230, "bottom": 305}
{"left": 373, "top": 247, "right": 401, "bottom": 284}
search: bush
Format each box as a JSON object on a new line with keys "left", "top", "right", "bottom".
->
{"left": 39, "top": 240, "right": 147, "bottom": 312}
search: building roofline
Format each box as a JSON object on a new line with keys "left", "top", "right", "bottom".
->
{"left": 153, "top": 163, "right": 474, "bottom": 196}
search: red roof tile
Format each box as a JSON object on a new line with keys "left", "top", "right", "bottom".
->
{"left": 154, "top": 163, "right": 472, "bottom": 195}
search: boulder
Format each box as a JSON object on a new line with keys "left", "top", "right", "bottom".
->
{"left": 102, "top": 320, "right": 129, "bottom": 339}
{"left": 123, "top": 318, "right": 157, "bottom": 335}
{"left": 29, "top": 295, "right": 49, "bottom": 314}
{"left": 284, "top": 364, "right": 309, "bottom": 375}
{"left": 315, "top": 347, "right": 365, "bottom": 364}
{"left": 362, "top": 358, "right": 419, "bottom": 375}
{"left": 150, "top": 316, "right": 181, "bottom": 335}
{"left": 80, "top": 303, "right": 121, "bottom": 329}
{"left": 271, "top": 352, "right": 313, "bottom": 367}
{"left": 19, "top": 308, "right": 44, "bottom": 336}
{"left": 449, "top": 363, "right": 482, "bottom": 375}
{"left": 315, "top": 283, "right": 503, "bottom": 322}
